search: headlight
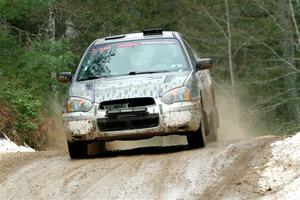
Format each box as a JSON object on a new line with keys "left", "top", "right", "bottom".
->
{"left": 162, "top": 86, "right": 192, "bottom": 104}
{"left": 65, "top": 97, "right": 93, "bottom": 113}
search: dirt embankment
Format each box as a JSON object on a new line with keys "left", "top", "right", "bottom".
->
{"left": 0, "top": 103, "right": 14, "bottom": 139}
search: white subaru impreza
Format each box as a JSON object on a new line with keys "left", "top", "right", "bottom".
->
{"left": 58, "top": 29, "right": 219, "bottom": 158}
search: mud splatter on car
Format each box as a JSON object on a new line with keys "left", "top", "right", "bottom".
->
{"left": 57, "top": 29, "right": 219, "bottom": 158}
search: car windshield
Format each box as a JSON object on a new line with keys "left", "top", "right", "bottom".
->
{"left": 77, "top": 39, "right": 189, "bottom": 81}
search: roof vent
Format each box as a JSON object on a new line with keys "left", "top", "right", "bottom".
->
{"left": 104, "top": 34, "right": 125, "bottom": 40}
{"left": 142, "top": 28, "right": 163, "bottom": 36}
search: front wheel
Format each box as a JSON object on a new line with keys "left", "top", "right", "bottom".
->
{"left": 67, "top": 141, "right": 88, "bottom": 159}
{"left": 186, "top": 119, "right": 206, "bottom": 149}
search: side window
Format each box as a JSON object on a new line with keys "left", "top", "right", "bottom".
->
{"left": 182, "top": 38, "right": 197, "bottom": 67}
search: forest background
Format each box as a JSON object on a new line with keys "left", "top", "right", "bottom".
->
{"left": 0, "top": 0, "right": 299, "bottom": 148}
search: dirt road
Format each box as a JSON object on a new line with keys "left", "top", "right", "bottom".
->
{"left": 0, "top": 136, "right": 281, "bottom": 200}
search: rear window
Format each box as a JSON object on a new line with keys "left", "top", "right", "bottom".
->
{"left": 77, "top": 39, "right": 189, "bottom": 81}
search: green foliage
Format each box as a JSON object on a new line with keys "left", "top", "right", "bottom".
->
{"left": 0, "top": 28, "right": 76, "bottom": 146}
{"left": 0, "top": 0, "right": 299, "bottom": 146}
{"left": 0, "top": 0, "right": 47, "bottom": 20}
{"left": 18, "top": 39, "right": 77, "bottom": 91}
{"left": 0, "top": 83, "right": 41, "bottom": 134}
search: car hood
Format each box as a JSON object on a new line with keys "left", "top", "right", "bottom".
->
{"left": 69, "top": 71, "right": 190, "bottom": 103}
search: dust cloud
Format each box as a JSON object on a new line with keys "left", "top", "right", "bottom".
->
{"left": 216, "top": 89, "right": 259, "bottom": 141}
{"left": 45, "top": 88, "right": 259, "bottom": 152}
{"left": 43, "top": 99, "right": 67, "bottom": 151}
{"left": 108, "top": 90, "right": 259, "bottom": 151}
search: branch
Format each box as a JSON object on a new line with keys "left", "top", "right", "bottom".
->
{"left": 249, "top": 35, "right": 300, "bottom": 72}
{"left": 212, "top": 79, "right": 233, "bottom": 100}
{"left": 288, "top": 0, "right": 300, "bottom": 47}
{"left": 7, "top": 24, "right": 37, "bottom": 37}
{"left": 260, "top": 97, "right": 300, "bottom": 113}
{"left": 252, "top": 72, "right": 299, "bottom": 84}
{"left": 254, "top": 0, "right": 285, "bottom": 32}
{"left": 254, "top": 88, "right": 299, "bottom": 105}
{"left": 200, "top": 5, "right": 229, "bottom": 41}
{"left": 233, "top": 40, "right": 250, "bottom": 57}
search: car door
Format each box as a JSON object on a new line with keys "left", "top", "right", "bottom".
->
{"left": 182, "top": 38, "right": 214, "bottom": 118}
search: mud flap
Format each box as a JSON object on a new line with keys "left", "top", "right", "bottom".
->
{"left": 206, "top": 110, "right": 218, "bottom": 142}
{"left": 187, "top": 119, "right": 206, "bottom": 149}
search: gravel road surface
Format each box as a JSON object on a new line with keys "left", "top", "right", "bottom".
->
{"left": 0, "top": 136, "right": 280, "bottom": 200}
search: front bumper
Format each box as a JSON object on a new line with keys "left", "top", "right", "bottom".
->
{"left": 63, "top": 99, "right": 202, "bottom": 142}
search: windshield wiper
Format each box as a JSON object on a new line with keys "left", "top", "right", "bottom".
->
{"left": 79, "top": 70, "right": 172, "bottom": 81}
{"left": 79, "top": 74, "right": 111, "bottom": 81}
{"left": 128, "top": 70, "right": 171, "bottom": 75}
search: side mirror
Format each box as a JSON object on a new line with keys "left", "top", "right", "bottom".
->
{"left": 57, "top": 72, "right": 72, "bottom": 83}
{"left": 196, "top": 58, "right": 213, "bottom": 70}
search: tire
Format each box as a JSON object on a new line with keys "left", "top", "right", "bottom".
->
{"left": 186, "top": 119, "right": 206, "bottom": 149}
{"left": 67, "top": 141, "right": 88, "bottom": 159}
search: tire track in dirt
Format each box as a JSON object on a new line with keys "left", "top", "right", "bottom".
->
{"left": 0, "top": 136, "right": 279, "bottom": 200}
{"left": 200, "top": 137, "right": 280, "bottom": 200}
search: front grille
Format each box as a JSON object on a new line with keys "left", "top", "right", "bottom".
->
{"left": 97, "top": 113, "right": 159, "bottom": 131}
{"left": 99, "top": 97, "right": 155, "bottom": 110}
{"left": 106, "top": 109, "right": 148, "bottom": 119}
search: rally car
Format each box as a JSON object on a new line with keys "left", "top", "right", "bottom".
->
{"left": 58, "top": 29, "right": 219, "bottom": 158}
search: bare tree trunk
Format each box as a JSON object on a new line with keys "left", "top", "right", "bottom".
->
{"left": 65, "top": 17, "right": 78, "bottom": 39}
{"left": 225, "top": 0, "right": 240, "bottom": 124}
{"left": 199, "top": 0, "right": 240, "bottom": 124}
{"left": 0, "top": 17, "right": 7, "bottom": 30}
{"left": 47, "top": 2, "right": 57, "bottom": 104}
{"left": 278, "top": 0, "right": 300, "bottom": 121}
{"left": 47, "top": 4, "right": 55, "bottom": 41}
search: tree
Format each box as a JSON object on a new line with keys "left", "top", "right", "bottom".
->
{"left": 278, "top": 0, "right": 300, "bottom": 122}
